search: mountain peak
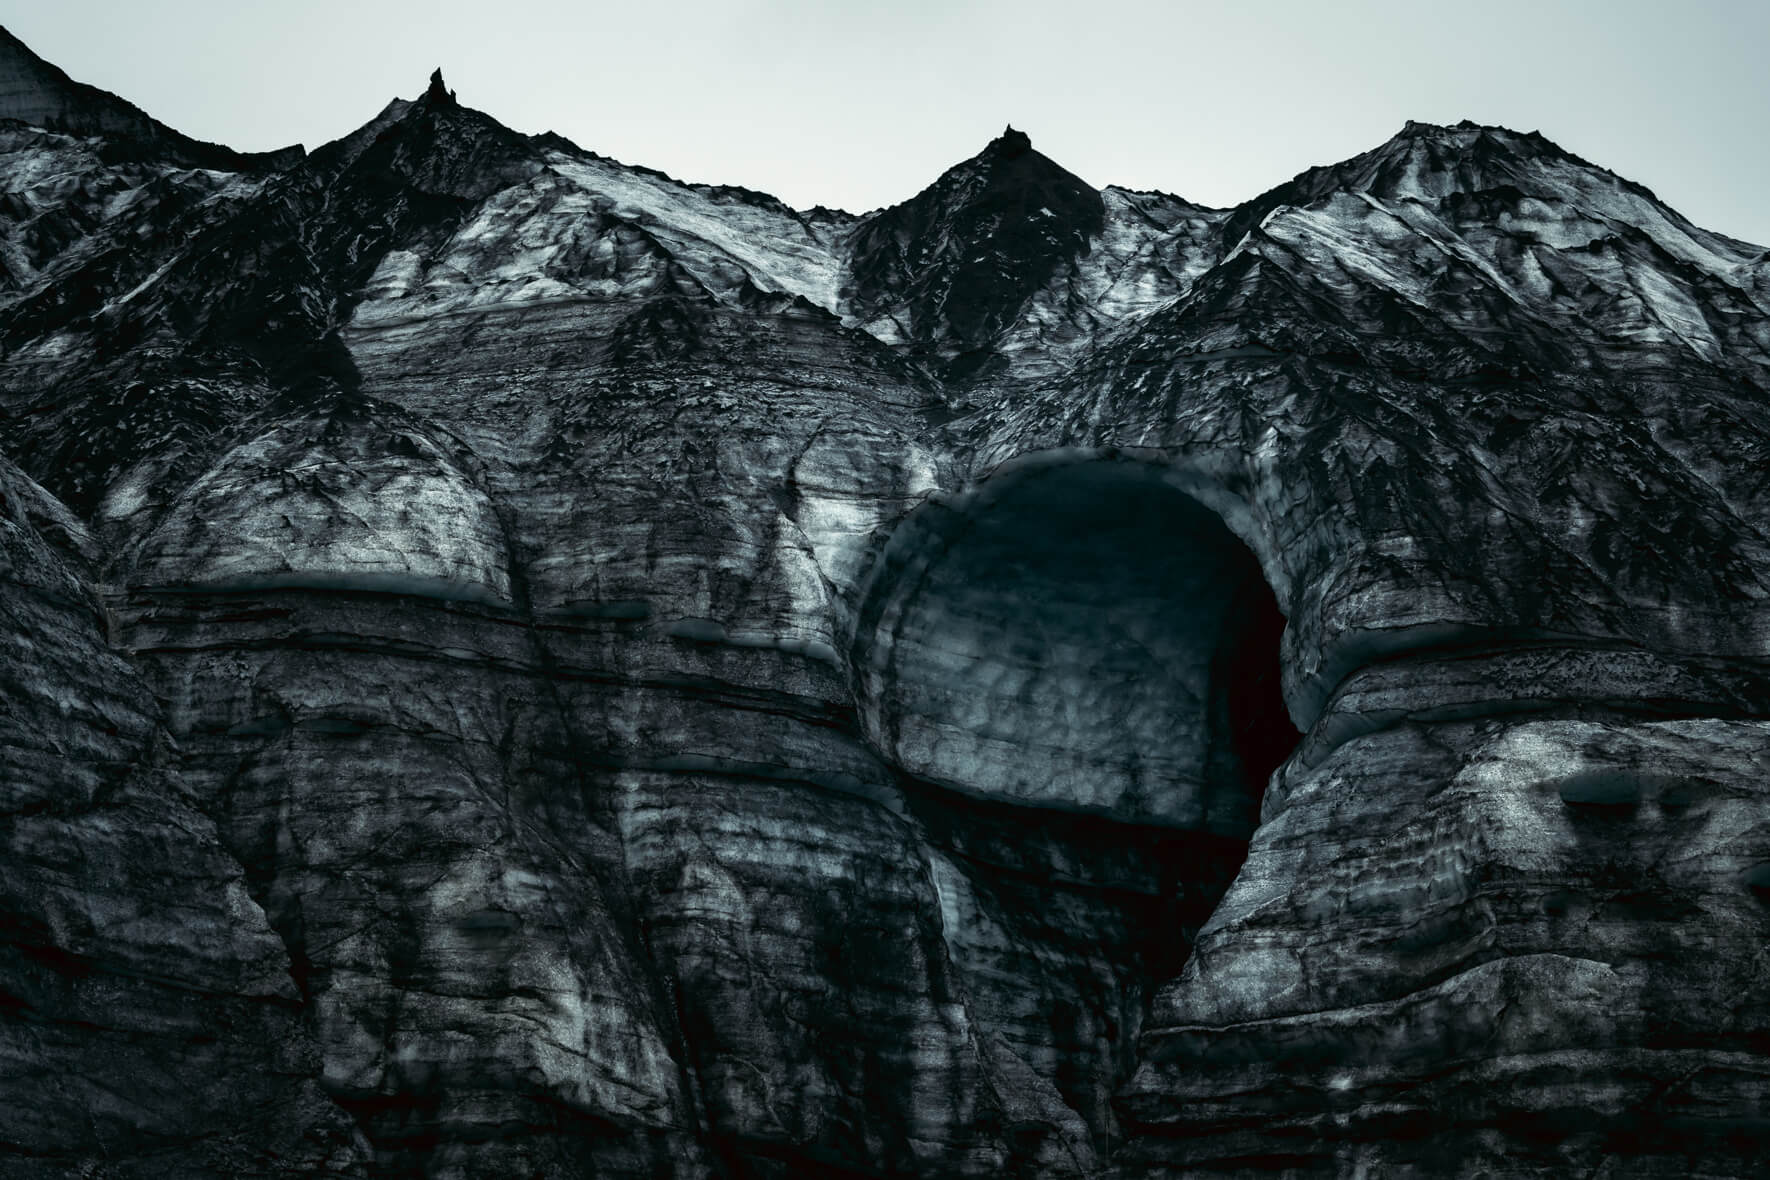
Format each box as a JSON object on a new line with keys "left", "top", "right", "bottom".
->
{"left": 844, "top": 122, "right": 1105, "bottom": 373}
{"left": 988, "top": 125, "right": 1033, "bottom": 160}
{"left": 425, "top": 68, "right": 457, "bottom": 107}
{"left": 302, "top": 74, "right": 539, "bottom": 203}
{"left": 1217, "top": 117, "right": 1682, "bottom": 252}
{"left": 1399, "top": 118, "right": 1486, "bottom": 136}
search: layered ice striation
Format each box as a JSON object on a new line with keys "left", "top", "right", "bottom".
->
{"left": 2, "top": 31, "right": 1770, "bottom": 1180}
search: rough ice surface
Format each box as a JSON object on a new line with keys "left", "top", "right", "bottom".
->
{"left": 131, "top": 410, "right": 514, "bottom": 602}
{"left": 2, "top": 37, "right": 1770, "bottom": 1180}
{"left": 352, "top": 151, "right": 851, "bottom": 332}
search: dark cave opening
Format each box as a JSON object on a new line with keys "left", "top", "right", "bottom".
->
{"left": 853, "top": 457, "right": 1300, "bottom": 1151}
{"left": 857, "top": 457, "right": 1298, "bottom": 835}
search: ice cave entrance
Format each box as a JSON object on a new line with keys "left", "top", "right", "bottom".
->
{"left": 858, "top": 457, "right": 1297, "bottom": 837}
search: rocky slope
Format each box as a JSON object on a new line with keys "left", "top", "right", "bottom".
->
{"left": 2, "top": 26, "right": 1769, "bottom": 1179}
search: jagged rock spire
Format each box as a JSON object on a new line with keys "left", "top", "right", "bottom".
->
{"left": 991, "top": 124, "right": 1033, "bottom": 159}
{"left": 426, "top": 68, "right": 457, "bottom": 106}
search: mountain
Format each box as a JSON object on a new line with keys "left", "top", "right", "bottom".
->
{"left": 0, "top": 26, "right": 302, "bottom": 171}
{"left": 3, "top": 27, "right": 1770, "bottom": 1180}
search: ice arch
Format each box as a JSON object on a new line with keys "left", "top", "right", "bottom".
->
{"left": 852, "top": 455, "right": 1297, "bottom": 835}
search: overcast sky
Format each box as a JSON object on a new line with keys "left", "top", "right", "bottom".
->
{"left": 8, "top": 0, "right": 1769, "bottom": 244}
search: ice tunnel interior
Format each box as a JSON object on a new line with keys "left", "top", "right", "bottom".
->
{"left": 854, "top": 457, "right": 1299, "bottom": 839}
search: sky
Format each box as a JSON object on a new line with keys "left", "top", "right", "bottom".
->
{"left": 7, "top": 0, "right": 1770, "bottom": 245}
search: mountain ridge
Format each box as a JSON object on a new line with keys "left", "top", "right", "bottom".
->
{"left": 4, "top": 26, "right": 1770, "bottom": 1180}
{"left": 0, "top": 24, "right": 303, "bottom": 171}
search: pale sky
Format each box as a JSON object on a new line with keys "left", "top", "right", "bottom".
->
{"left": 7, "top": 0, "right": 1769, "bottom": 245}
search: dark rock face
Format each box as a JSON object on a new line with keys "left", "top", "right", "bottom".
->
{"left": 844, "top": 125, "right": 1108, "bottom": 378}
{"left": 0, "top": 455, "right": 365, "bottom": 1176}
{"left": 3, "top": 27, "right": 1770, "bottom": 1179}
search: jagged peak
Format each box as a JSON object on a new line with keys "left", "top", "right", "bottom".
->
{"left": 1218, "top": 117, "right": 1700, "bottom": 253}
{"left": 986, "top": 124, "right": 1033, "bottom": 160}
{"left": 844, "top": 123, "right": 1107, "bottom": 369}
{"left": 424, "top": 68, "right": 457, "bottom": 107}
{"left": 942, "top": 124, "right": 1083, "bottom": 189}
{"left": 1371, "top": 118, "right": 1655, "bottom": 192}
{"left": 1392, "top": 118, "right": 1581, "bottom": 161}
{"left": 1399, "top": 117, "right": 1492, "bottom": 136}
{"left": 866, "top": 124, "right": 1098, "bottom": 222}
{"left": 297, "top": 74, "right": 541, "bottom": 203}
